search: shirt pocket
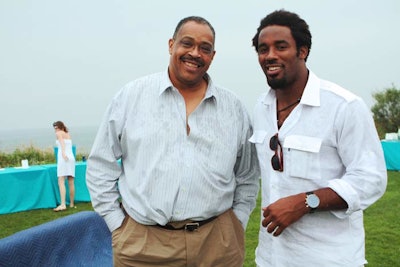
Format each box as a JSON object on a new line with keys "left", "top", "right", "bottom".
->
{"left": 283, "top": 135, "right": 322, "bottom": 180}
{"left": 249, "top": 130, "right": 269, "bottom": 145}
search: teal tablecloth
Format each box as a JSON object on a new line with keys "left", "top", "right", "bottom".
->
{"left": 381, "top": 140, "right": 400, "bottom": 171}
{"left": 0, "top": 162, "right": 90, "bottom": 215}
{"left": 43, "top": 163, "right": 91, "bottom": 204}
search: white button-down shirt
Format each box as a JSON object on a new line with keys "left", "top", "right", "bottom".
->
{"left": 250, "top": 71, "right": 387, "bottom": 267}
{"left": 86, "top": 70, "right": 260, "bottom": 232}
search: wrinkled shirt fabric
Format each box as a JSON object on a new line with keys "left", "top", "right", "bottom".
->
{"left": 86, "top": 70, "right": 260, "bottom": 233}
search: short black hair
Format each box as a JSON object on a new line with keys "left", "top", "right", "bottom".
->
{"left": 173, "top": 16, "right": 215, "bottom": 43}
{"left": 252, "top": 10, "right": 312, "bottom": 61}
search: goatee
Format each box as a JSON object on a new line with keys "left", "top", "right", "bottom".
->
{"left": 267, "top": 77, "right": 287, "bottom": 90}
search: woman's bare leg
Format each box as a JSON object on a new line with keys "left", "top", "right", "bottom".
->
{"left": 54, "top": 176, "right": 67, "bottom": 211}
{"left": 68, "top": 176, "right": 75, "bottom": 207}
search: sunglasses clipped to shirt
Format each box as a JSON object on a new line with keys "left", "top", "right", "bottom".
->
{"left": 270, "top": 133, "right": 283, "bottom": 172}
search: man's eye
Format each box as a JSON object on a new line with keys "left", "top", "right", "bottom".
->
{"left": 181, "top": 41, "right": 192, "bottom": 47}
{"left": 201, "top": 46, "right": 212, "bottom": 54}
{"left": 258, "top": 47, "right": 268, "bottom": 54}
{"left": 277, "top": 45, "right": 287, "bottom": 50}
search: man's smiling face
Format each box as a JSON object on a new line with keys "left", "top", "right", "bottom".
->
{"left": 168, "top": 21, "right": 215, "bottom": 89}
{"left": 257, "top": 25, "right": 307, "bottom": 90}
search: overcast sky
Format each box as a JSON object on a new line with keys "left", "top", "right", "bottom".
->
{"left": 1, "top": 0, "right": 399, "bottom": 130}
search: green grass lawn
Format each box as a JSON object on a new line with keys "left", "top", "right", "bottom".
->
{"left": 1, "top": 171, "right": 399, "bottom": 266}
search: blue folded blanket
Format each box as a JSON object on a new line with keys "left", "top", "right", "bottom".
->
{"left": 0, "top": 211, "right": 112, "bottom": 267}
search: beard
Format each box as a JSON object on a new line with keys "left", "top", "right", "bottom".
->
{"left": 267, "top": 76, "right": 288, "bottom": 90}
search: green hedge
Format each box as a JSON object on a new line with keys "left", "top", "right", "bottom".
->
{"left": 0, "top": 145, "right": 85, "bottom": 168}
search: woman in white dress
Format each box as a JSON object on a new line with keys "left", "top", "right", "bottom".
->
{"left": 53, "top": 121, "right": 76, "bottom": 211}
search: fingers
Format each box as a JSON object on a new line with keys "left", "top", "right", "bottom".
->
{"left": 262, "top": 210, "right": 286, "bottom": 237}
{"left": 262, "top": 218, "right": 285, "bottom": 236}
{"left": 273, "top": 226, "right": 284, "bottom": 236}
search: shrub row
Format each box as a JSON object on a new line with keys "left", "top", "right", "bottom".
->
{"left": 0, "top": 145, "right": 84, "bottom": 168}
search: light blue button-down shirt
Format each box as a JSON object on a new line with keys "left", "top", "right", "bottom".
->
{"left": 86, "top": 70, "right": 260, "bottom": 232}
{"left": 251, "top": 71, "right": 387, "bottom": 266}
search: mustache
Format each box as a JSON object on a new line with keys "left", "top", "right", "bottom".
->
{"left": 265, "top": 59, "right": 279, "bottom": 65}
{"left": 181, "top": 55, "right": 205, "bottom": 67}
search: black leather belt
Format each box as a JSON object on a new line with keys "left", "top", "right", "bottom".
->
{"left": 156, "top": 216, "right": 217, "bottom": 231}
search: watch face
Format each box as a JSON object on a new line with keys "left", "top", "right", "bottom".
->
{"left": 306, "top": 194, "right": 320, "bottom": 208}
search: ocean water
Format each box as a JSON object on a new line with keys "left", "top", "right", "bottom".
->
{"left": 0, "top": 126, "right": 99, "bottom": 155}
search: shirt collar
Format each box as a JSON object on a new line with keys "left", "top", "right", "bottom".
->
{"left": 261, "top": 70, "right": 321, "bottom": 107}
{"left": 158, "top": 69, "right": 174, "bottom": 95}
{"left": 301, "top": 70, "right": 320, "bottom": 107}
{"left": 203, "top": 73, "right": 217, "bottom": 100}
{"left": 158, "top": 69, "right": 217, "bottom": 101}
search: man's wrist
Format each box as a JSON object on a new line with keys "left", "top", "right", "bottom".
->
{"left": 305, "top": 191, "right": 320, "bottom": 213}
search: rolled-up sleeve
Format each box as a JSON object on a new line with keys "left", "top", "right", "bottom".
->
{"left": 328, "top": 99, "right": 387, "bottom": 218}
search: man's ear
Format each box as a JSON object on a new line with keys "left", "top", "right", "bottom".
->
{"left": 299, "top": 46, "right": 309, "bottom": 60}
{"left": 210, "top": 50, "right": 216, "bottom": 61}
{"left": 168, "top": 39, "right": 174, "bottom": 55}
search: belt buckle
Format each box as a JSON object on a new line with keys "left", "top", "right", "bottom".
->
{"left": 184, "top": 222, "right": 199, "bottom": 231}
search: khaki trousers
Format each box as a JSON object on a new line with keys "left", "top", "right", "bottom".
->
{"left": 112, "top": 209, "right": 245, "bottom": 267}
